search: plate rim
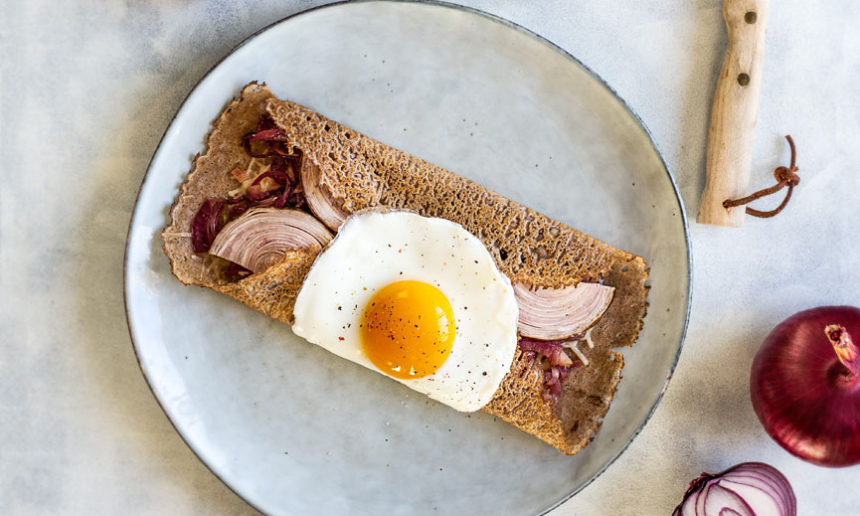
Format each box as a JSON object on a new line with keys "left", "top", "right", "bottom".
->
{"left": 122, "top": 1, "right": 692, "bottom": 514}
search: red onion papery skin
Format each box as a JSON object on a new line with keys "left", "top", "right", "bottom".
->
{"left": 673, "top": 462, "right": 796, "bottom": 516}
{"left": 750, "top": 306, "right": 860, "bottom": 467}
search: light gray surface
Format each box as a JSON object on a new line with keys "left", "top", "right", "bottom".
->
{"left": 1, "top": 1, "right": 858, "bottom": 515}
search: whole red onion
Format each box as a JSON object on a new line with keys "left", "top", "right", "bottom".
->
{"left": 750, "top": 306, "right": 860, "bottom": 466}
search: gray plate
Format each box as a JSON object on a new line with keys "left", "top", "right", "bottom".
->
{"left": 124, "top": 1, "right": 691, "bottom": 514}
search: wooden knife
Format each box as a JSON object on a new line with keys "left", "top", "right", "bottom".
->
{"left": 697, "top": 0, "right": 770, "bottom": 227}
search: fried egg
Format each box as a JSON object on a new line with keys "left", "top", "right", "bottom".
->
{"left": 291, "top": 210, "right": 519, "bottom": 411}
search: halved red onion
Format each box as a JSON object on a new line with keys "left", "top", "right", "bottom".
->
{"left": 209, "top": 207, "right": 332, "bottom": 274}
{"left": 514, "top": 282, "right": 615, "bottom": 340}
{"left": 674, "top": 462, "right": 796, "bottom": 516}
{"left": 301, "top": 159, "right": 348, "bottom": 230}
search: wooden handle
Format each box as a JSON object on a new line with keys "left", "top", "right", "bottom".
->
{"left": 697, "top": 0, "right": 770, "bottom": 227}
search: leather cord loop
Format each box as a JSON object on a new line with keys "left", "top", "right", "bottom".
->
{"left": 723, "top": 135, "right": 800, "bottom": 218}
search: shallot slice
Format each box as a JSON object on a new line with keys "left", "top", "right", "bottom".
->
{"left": 301, "top": 159, "right": 349, "bottom": 230}
{"left": 209, "top": 207, "right": 332, "bottom": 274}
{"left": 514, "top": 282, "right": 614, "bottom": 340}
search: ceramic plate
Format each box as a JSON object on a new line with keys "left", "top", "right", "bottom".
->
{"left": 124, "top": 1, "right": 691, "bottom": 514}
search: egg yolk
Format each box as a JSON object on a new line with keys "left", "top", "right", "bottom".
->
{"left": 360, "top": 280, "right": 456, "bottom": 379}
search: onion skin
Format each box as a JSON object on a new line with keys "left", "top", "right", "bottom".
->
{"left": 750, "top": 306, "right": 860, "bottom": 467}
{"left": 673, "top": 462, "right": 796, "bottom": 516}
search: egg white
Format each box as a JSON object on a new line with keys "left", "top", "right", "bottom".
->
{"left": 291, "top": 210, "right": 519, "bottom": 412}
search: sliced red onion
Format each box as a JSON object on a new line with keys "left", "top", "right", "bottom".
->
{"left": 300, "top": 159, "right": 348, "bottom": 230}
{"left": 223, "top": 262, "right": 252, "bottom": 282}
{"left": 514, "top": 282, "right": 615, "bottom": 340}
{"left": 673, "top": 462, "right": 796, "bottom": 516}
{"left": 518, "top": 337, "right": 574, "bottom": 367}
{"left": 242, "top": 115, "right": 292, "bottom": 158}
{"left": 209, "top": 207, "right": 332, "bottom": 274}
{"left": 517, "top": 338, "right": 578, "bottom": 402}
{"left": 249, "top": 127, "right": 283, "bottom": 141}
{"left": 190, "top": 117, "right": 311, "bottom": 260}
{"left": 190, "top": 199, "right": 225, "bottom": 253}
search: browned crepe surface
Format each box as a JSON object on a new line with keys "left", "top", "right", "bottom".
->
{"left": 163, "top": 82, "right": 649, "bottom": 454}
